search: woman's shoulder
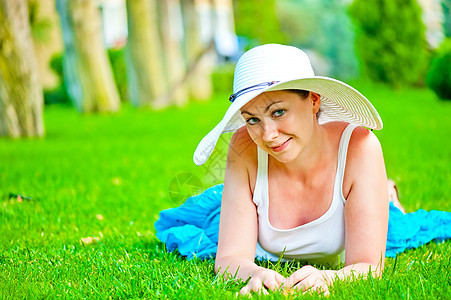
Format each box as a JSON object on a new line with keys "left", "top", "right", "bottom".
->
{"left": 323, "top": 121, "right": 383, "bottom": 175}
{"left": 227, "top": 127, "right": 258, "bottom": 173}
{"left": 323, "top": 121, "right": 381, "bottom": 151}
{"left": 325, "top": 122, "right": 384, "bottom": 198}
{"left": 347, "top": 124, "right": 382, "bottom": 157}
{"left": 226, "top": 127, "right": 259, "bottom": 191}
{"left": 227, "top": 126, "right": 258, "bottom": 167}
{"left": 229, "top": 127, "right": 257, "bottom": 157}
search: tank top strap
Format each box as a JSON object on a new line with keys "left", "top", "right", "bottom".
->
{"left": 254, "top": 147, "right": 268, "bottom": 206}
{"left": 334, "top": 124, "right": 358, "bottom": 203}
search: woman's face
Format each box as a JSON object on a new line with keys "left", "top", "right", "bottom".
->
{"left": 240, "top": 90, "right": 320, "bottom": 163}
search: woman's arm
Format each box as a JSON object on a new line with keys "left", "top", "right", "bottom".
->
{"left": 285, "top": 127, "right": 389, "bottom": 293}
{"left": 215, "top": 129, "right": 285, "bottom": 293}
{"left": 342, "top": 127, "right": 389, "bottom": 270}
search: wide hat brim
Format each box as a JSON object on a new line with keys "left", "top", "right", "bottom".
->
{"left": 193, "top": 76, "right": 383, "bottom": 166}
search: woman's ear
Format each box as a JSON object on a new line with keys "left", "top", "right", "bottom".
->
{"left": 310, "top": 92, "right": 321, "bottom": 113}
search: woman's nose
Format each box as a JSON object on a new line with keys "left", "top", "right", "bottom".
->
{"left": 262, "top": 120, "right": 279, "bottom": 142}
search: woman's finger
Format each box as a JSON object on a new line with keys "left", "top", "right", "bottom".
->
{"left": 265, "top": 271, "right": 287, "bottom": 291}
{"left": 251, "top": 280, "right": 269, "bottom": 295}
{"left": 275, "top": 272, "right": 286, "bottom": 285}
{"left": 293, "top": 275, "right": 316, "bottom": 292}
{"left": 239, "top": 270, "right": 286, "bottom": 295}
{"left": 302, "top": 282, "right": 329, "bottom": 296}
{"left": 239, "top": 284, "right": 251, "bottom": 295}
{"left": 239, "top": 280, "right": 268, "bottom": 295}
{"left": 285, "top": 265, "right": 316, "bottom": 288}
{"left": 294, "top": 275, "right": 329, "bottom": 295}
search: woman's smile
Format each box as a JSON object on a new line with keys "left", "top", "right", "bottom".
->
{"left": 269, "top": 137, "right": 292, "bottom": 152}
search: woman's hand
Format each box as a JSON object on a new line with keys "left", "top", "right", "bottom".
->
{"left": 284, "top": 265, "right": 331, "bottom": 295}
{"left": 239, "top": 267, "right": 285, "bottom": 295}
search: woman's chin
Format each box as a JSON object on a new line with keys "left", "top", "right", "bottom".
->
{"left": 270, "top": 151, "right": 298, "bottom": 164}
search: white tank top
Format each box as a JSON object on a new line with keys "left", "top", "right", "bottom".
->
{"left": 253, "top": 124, "right": 357, "bottom": 266}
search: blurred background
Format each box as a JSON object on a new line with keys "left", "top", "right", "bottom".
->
{"left": 1, "top": 3, "right": 450, "bottom": 297}
{"left": 1, "top": 0, "right": 450, "bottom": 138}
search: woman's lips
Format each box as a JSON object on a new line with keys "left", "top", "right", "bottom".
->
{"left": 270, "top": 138, "right": 292, "bottom": 152}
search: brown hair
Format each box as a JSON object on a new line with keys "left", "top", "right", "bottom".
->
{"left": 286, "top": 89, "right": 310, "bottom": 99}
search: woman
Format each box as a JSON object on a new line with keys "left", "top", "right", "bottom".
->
{"left": 193, "top": 44, "right": 389, "bottom": 294}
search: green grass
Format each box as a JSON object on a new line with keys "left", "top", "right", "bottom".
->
{"left": 0, "top": 84, "right": 450, "bottom": 299}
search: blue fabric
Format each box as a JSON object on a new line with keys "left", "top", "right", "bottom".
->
{"left": 155, "top": 184, "right": 451, "bottom": 260}
{"left": 155, "top": 184, "right": 222, "bottom": 259}
{"left": 386, "top": 202, "right": 451, "bottom": 257}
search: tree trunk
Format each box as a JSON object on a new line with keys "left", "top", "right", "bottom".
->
{"left": 126, "top": 0, "right": 167, "bottom": 108}
{"left": 56, "top": 0, "right": 120, "bottom": 113}
{"left": 31, "top": 0, "right": 64, "bottom": 90}
{"left": 0, "top": 0, "right": 44, "bottom": 138}
{"left": 160, "top": 0, "right": 188, "bottom": 106}
{"left": 182, "top": 0, "right": 214, "bottom": 101}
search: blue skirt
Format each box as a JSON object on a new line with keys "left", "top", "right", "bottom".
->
{"left": 155, "top": 184, "right": 451, "bottom": 260}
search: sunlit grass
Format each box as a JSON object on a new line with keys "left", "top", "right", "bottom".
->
{"left": 0, "top": 84, "right": 450, "bottom": 298}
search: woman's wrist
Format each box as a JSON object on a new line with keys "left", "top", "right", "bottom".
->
{"left": 216, "top": 256, "right": 261, "bottom": 281}
{"left": 324, "top": 263, "right": 382, "bottom": 284}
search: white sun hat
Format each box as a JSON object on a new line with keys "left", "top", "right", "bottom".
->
{"left": 193, "top": 44, "right": 383, "bottom": 166}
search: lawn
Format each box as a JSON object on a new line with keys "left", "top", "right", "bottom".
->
{"left": 0, "top": 83, "right": 450, "bottom": 299}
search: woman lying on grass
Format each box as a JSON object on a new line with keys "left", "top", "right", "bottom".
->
{"left": 193, "top": 44, "right": 389, "bottom": 295}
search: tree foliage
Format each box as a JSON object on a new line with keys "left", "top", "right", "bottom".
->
{"left": 28, "top": 0, "right": 53, "bottom": 43}
{"left": 350, "top": 0, "right": 429, "bottom": 87}
{"left": 232, "top": 0, "right": 286, "bottom": 48}
{"left": 277, "top": 0, "right": 359, "bottom": 80}
{"left": 443, "top": 0, "right": 451, "bottom": 37}
{"left": 426, "top": 38, "right": 451, "bottom": 100}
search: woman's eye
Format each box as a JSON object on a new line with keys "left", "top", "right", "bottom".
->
{"left": 246, "top": 117, "right": 259, "bottom": 125}
{"left": 273, "top": 109, "right": 285, "bottom": 117}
